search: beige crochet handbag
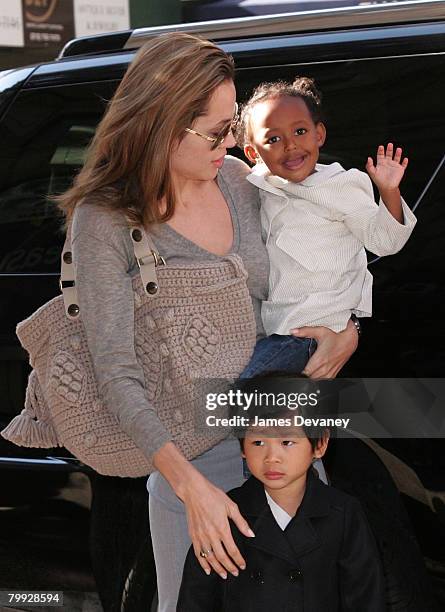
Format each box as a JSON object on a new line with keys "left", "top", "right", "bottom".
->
{"left": 1, "top": 225, "right": 256, "bottom": 477}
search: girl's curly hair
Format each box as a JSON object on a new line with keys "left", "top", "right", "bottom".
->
{"left": 236, "top": 76, "right": 324, "bottom": 147}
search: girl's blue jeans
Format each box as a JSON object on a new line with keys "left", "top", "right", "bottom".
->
{"left": 239, "top": 333, "right": 317, "bottom": 379}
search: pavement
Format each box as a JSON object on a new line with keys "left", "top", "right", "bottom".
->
{"left": 0, "top": 471, "right": 101, "bottom": 612}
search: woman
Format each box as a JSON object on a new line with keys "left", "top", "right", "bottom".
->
{"left": 57, "top": 33, "right": 358, "bottom": 611}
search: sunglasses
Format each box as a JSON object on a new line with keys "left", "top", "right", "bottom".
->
{"left": 185, "top": 103, "right": 239, "bottom": 151}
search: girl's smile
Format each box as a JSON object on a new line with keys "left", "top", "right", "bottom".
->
{"left": 283, "top": 154, "right": 307, "bottom": 170}
{"left": 245, "top": 95, "right": 326, "bottom": 183}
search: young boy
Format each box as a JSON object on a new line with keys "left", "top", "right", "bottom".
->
{"left": 237, "top": 77, "right": 417, "bottom": 378}
{"left": 177, "top": 395, "right": 385, "bottom": 611}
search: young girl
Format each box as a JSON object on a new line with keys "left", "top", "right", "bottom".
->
{"left": 237, "top": 77, "right": 417, "bottom": 378}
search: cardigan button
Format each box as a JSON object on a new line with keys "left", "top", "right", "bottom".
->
{"left": 288, "top": 568, "right": 302, "bottom": 581}
{"left": 250, "top": 569, "right": 264, "bottom": 584}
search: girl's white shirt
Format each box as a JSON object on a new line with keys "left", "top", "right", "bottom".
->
{"left": 247, "top": 162, "right": 417, "bottom": 334}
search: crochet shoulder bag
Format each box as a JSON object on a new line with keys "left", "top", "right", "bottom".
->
{"left": 1, "top": 224, "right": 256, "bottom": 477}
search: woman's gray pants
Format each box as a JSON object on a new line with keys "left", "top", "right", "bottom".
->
{"left": 147, "top": 437, "right": 244, "bottom": 612}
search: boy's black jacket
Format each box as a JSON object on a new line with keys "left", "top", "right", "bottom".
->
{"left": 177, "top": 469, "right": 385, "bottom": 611}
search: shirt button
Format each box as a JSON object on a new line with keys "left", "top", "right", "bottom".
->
{"left": 250, "top": 569, "right": 264, "bottom": 584}
{"left": 288, "top": 568, "right": 302, "bottom": 581}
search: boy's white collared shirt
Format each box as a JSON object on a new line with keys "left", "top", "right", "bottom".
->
{"left": 265, "top": 490, "right": 293, "bottom": 530}
{"left": 264, "top": 461, "right": 328, "bottom": 530}
{"left": 247, "top": 162, "right": 417, "bottom": 334}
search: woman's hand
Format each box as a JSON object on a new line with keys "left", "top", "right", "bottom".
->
{"left": 291, "top": 318, "right": 358, "bottom": 379}
{"left": 179, "top": 470, "right": 255, "bottom": 579}
{"left": 152, "top": 441, "right": 254, "bottom": 578}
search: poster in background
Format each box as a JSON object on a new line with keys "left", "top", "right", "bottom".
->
{"left": 22, "top": 0, "right": 75, "bottom": 47}
{"left": 0, "top": 0, "right": 24, "bottom": 47}
{"left": 74, "top": 0, "right": 129, "bottom": 37}
{"left": 1, "top": 0, "right": 130, "bottom": 48}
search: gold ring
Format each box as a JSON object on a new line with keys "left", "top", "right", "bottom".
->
{"left": 199, "top": 548, "right": 212, "bottom": 558}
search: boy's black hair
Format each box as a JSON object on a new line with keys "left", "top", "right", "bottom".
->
{"left": 236, "top": 76, "right": 324, "bottom": 147}
{"left": 232, "top": 372, "right": 330, "bottom": 452}
{"left": 238, "top": 412, "right": 328, "bottom": 453}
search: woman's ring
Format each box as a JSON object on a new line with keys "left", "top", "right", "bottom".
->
{"left": 199, "top": 548, "right": 213, "bottom": 558}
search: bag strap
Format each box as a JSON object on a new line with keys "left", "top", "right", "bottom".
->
{"left": 60, "top": 224, "right": 165, "bottom": 320}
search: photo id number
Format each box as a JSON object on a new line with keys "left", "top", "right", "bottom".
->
{"left": 0, "top": 591, "right": 63, "bottom": 607}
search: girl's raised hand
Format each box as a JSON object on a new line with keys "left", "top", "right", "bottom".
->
{"left": 366, "top": 143, "right": 408, "bottom": 192}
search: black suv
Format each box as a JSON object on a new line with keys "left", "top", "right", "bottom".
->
{"left": 1, "top": 0, "right": 444, "bottom": 608}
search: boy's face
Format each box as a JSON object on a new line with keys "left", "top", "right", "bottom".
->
{"left": 242, "top": 426, "right": 328, "bottom": 495}
{"left": 244, "top": 95, "right": 326, "bottom": 183}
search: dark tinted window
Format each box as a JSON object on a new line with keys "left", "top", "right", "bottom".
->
{"left": 0, "top": 80, "right": 117, "bottom": 424}
{"left": 0, "top": 81, "right": 118, "bottom": 275}
{"left": 236, "top": 54, "right": 444, "bottom": 205}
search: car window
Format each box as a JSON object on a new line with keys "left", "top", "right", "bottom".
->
{"left": 236, "top": 53, "right": 444, "bottom": 208}
{"left": 0, "top": 81, "right": 118, "bottom": 276}
{"left": 0, "top": 67, "right": 35, "bottom": 120}
{"left": 0, "top": 80, "right": 119, "bottom": 429}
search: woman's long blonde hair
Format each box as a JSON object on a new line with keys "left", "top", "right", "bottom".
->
{"left": 58, "top": 33, "right": 235, "bottom": 226}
